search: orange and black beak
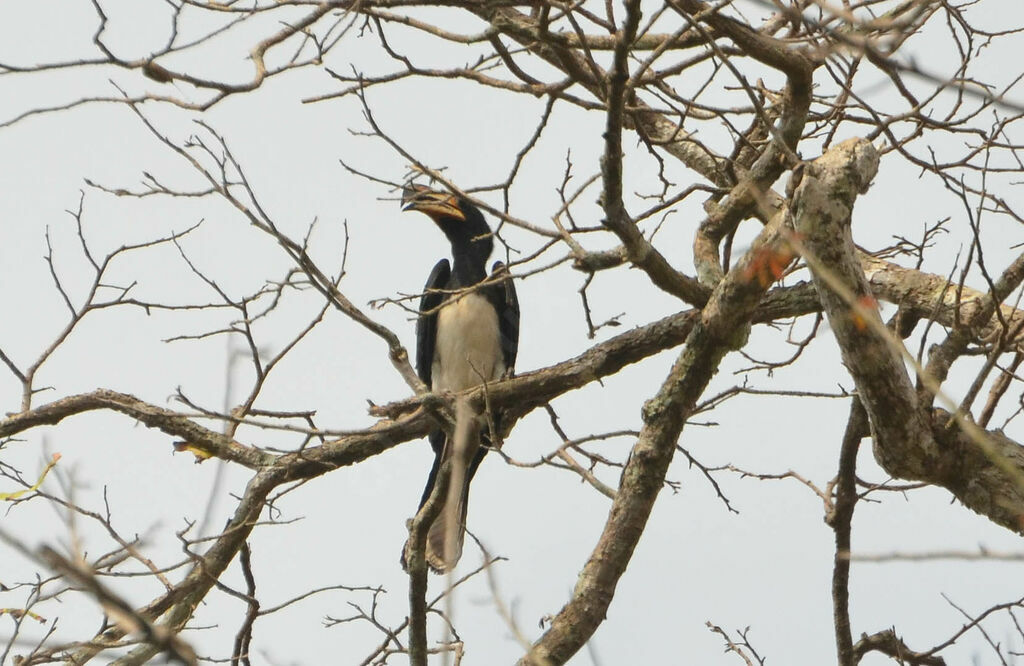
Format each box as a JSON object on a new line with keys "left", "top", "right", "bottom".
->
{"left": 401, "top": 184, "right": 466, "bottom": 222}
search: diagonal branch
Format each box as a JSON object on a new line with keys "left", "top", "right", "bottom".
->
{"left": 518, "top": 150, "right": 800, "bottom": 665}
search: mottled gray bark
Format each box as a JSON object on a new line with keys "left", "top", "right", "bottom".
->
{"left": 797, "top": 138, "right": 1024, "bottom": 535}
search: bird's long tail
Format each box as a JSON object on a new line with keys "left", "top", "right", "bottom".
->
{"left": 424, "top": 398, "right": 479, "bottom": 572}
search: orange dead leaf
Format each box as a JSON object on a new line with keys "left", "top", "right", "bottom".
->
{"left": 743, "top": 244, "right": 797, "bottom": 288}
{"left": 850, "top": 295, "right": 879, "bottom": 331}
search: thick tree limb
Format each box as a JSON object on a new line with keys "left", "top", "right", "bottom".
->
{"left": 517, "top": 167, "right": 799, "bottom": 665}
{"left": 794, "top": 139, "right": 933, "bottom": 470}
{"left": 797, "top": 137, "right": 1024, "bottom": 535}
{"left": 861, "top": 254, "right": 1024, "bottom": 353}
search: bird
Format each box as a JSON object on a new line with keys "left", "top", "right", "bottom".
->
{"left": 400, "top": 184, "right": 519, "bottom": 573}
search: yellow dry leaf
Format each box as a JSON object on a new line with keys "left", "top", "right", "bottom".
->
{"left": 0, "top": 453, "right": 60, "bottom": 501}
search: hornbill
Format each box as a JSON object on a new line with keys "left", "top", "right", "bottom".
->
{"left": 400, "top": 184, "right": 519, "bottom": 572}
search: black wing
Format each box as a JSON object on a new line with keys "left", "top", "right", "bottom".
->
{"left": 415, "top": 259, "right": 451, "bottom": 387}
{"left": 490, "top": 261, "right": 520, "bottom": 374}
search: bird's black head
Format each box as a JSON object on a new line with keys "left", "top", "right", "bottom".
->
{"left": 401, "top": 185, "right": 494, "bottom": 268}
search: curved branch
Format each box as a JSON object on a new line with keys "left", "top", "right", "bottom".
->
{"left": 796, "top": 137, "right": 1024, "bottom": 535}
{"left": 0, "top": 390, "right": 274, "bottom": 469}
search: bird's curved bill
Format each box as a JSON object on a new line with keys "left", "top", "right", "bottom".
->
{"left": 401, "top": 184, "right": 466, "bottom": 221}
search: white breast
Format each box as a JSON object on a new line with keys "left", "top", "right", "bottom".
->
{"left": 431, "top": 292, "right": 505, "bottom": 392}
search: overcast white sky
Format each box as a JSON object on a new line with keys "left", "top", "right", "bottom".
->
{"left": 2, "top": 1, "right": 1024, "bottom": 664}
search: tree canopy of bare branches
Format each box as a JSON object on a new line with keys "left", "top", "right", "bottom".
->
{"left": 3, "top": 0, "right": 1024, "bottom": 664}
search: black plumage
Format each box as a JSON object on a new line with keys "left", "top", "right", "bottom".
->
{"left": 401, "top": 185, "right": 519, "bottom": 572}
